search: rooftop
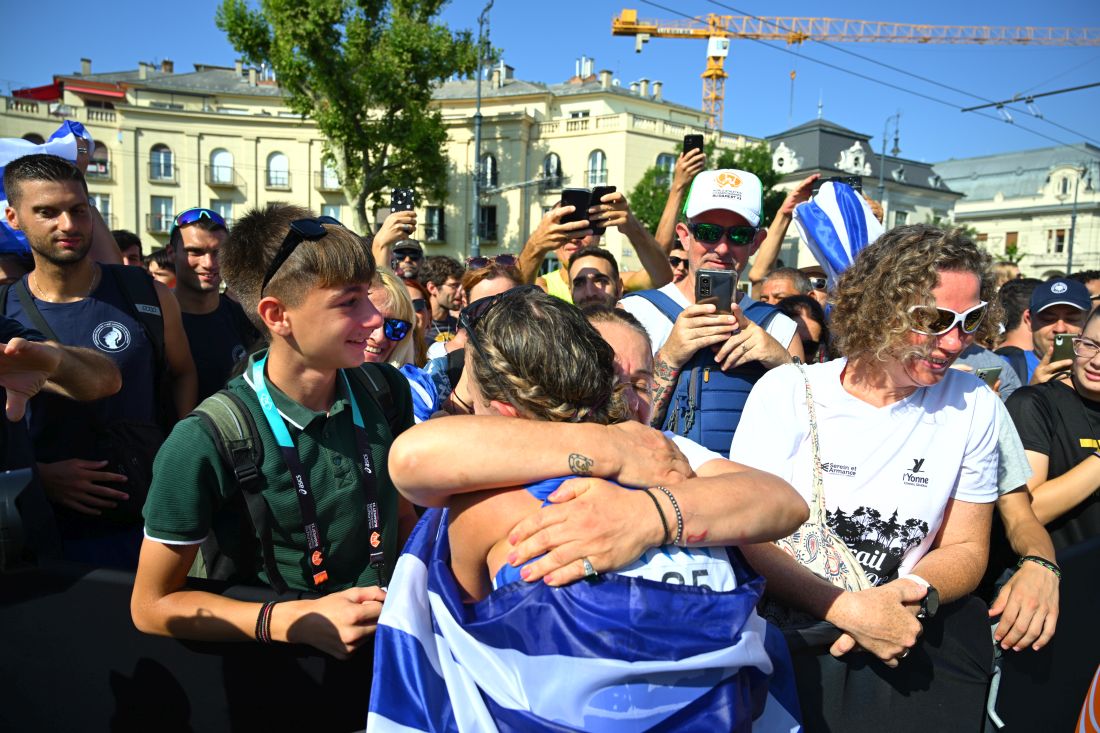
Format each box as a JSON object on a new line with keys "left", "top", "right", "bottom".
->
{"left": 934, "top": 143, "right": 1100, "bottom": 200}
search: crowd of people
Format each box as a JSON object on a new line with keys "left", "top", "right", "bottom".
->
{"left": 1, "top": 141, "right": 1095, "bottom": 731}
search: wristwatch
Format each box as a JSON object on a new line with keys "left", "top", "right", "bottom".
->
{"left": 917, "top": 585, "right": 940, "bottom": 621}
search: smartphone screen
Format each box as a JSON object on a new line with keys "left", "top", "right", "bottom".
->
{"left": 694, "top": 269, "right": 737, "bottom": 314}
{"left": 390, "top": 188, "right": 415, "bottom": 213}
{"left": 559, "top": 188, "right": 591, "bottom": 225}
{"left": 683, "top": 134, "right": 704, "bottom": 155}
{"left": 589, "top": 186, "right": 616, "bottom": 236}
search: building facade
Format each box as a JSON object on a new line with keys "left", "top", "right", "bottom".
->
{"left": 0, "top": 58, "right": 755, "bottom": 270}
{"left": 934, "top": 144, "right": 1100, "bottom": 278}
{"left": 765, "top": 118, "right": 963, "bottom": 269}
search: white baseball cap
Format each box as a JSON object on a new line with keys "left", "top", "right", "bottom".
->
{"left": 682, "top": 169, "right": 764, "bottom": 227}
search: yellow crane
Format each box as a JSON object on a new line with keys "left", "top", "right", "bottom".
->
{"left": 612, "top": 8, "right": 1100, "bottom": 130}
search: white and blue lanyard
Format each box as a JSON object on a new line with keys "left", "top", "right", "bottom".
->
{"left": 251, "top": 355, "right": 385, "bottom": 587}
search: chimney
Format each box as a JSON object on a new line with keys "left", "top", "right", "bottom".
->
{"left": 583, "top": 57, "right": 594, "bottom": 78}
{"left": 248, "top": 67, "right": 257, "bottom": 86}
{"left": 80, "top": 58, "right": 91, "bottom": 76}
{"left": 629, "top": 81, "right": 639, "bottom": 95}
{"left": 235, "top": 59, "right": 243, "bottom": 76}
{"left": 491, "top": 60, "right": 502, "bottom": 89}
{"left": 161, "top": 59, "right": 174, "bottom": 74}
{"left": 652, "top": 80, "right": 663, "bottom": 101}
{"left": 639, "top": 78, "right": 649, "bottom": 98}
{"left": 502, "top": 64, "right": 514, "bottom": 81}
{"left": 599, "top": 69, "right": 612, "bottom": 90}
{"left": 138, "top": 62, "right": 149, "bottom": 80}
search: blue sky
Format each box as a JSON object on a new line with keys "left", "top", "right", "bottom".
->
{"left": 2, "top": 0, "right": 1097, "bottom": 163}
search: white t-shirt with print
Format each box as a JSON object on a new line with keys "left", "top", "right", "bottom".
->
{"left": 619, "top": 282, "right": 798, "bottom": 355}
{"left": 729, "top": 359, "right": 999, "bottom": 585}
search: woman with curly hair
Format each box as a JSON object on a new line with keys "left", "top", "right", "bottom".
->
{"left": 731, "top": 224, "right": 1003, "bottom": 731}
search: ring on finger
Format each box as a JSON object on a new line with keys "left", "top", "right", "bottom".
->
{"left": 581, "top": 557, "right": 598, "bottom": 578}
{"left": 898, "top": 648, "right": 911, "bottom": 659}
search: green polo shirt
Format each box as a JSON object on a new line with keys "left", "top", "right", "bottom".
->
{"left": 143, "top": 350, "right": 413, "bottom": 591}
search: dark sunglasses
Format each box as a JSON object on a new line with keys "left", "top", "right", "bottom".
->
{"left": 908, "top": 301, "right": 988, "bottom": 336}
{"left": 688, "top": 222, "right": 758, "bottom": 246}
{"left": 393, "top": 249, "right": 423, "bottom": 262}
{"left": 171, "top": 207, "right": 226, "bottom": 237}
{"left": 459, "top": 284, "right": 542, "bottom": 354}
{"left": 808, "top": 277, "right": 827, "bottom": 291}
{"left": 411, "top": 299, "right": 428, "bottom": 314}
{"left": 466, "top": 254, "right": 518, "bottom": 270}
{"left": 260, "top": 216, "right": 343, "bottom": 294}
{"left": 669, "top": 256, "right": 687, "bottom": 268}
{"left": 383, "top": 317, "right": 412, "bottom": 342}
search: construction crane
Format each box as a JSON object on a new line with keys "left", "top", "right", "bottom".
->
{"left": 612, "top": 9, "right": 1100, "bottom": 130}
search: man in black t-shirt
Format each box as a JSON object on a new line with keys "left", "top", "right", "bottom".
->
{"left": 1006, "top": 310, "right": 1100, "bottom": 551}
{"left": 419, "top": 255, "right": 464, "bottom": 344}
{"left": 168, "top": 208, "right": 259, "bottom": 400}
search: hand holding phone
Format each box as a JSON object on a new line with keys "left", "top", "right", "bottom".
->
{"left": 588, "top": 186, "right": 616, "bottom": 236}
{"left": 390, "top": 188, "right": 415, "bottom": 213}
{"left": 683, "top": 134, "right": 704, "bottom": 155}
{"left": 559, "top": 188, "right": 591, "bottom": 226}
{"left": 1051, "top": 333, "right": 1076, "bottom": 363}
{"left": 694, "top": 269, "right": 737, "bottom": 315}
{"left": 975, "top": 366, "right": 1002, "bottom": 388}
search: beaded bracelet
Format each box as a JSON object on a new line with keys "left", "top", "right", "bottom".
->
{"left": 653, "top": 486, "right": 683, "bottom": 546}
{"left": 255, "top": 601, "right": 278, "bottom": 643}
{"left": 643, "top": 488, "right": 671, "bottom": 544}
{"left": 1018, "top": 555, "right": 1062, "bottom": 580}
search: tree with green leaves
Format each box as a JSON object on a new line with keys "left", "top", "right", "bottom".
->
{"left": 216, "top": 0, "right": 480, "bottom": 234}
{"left": 628, "top": 158, "right": 675, "bottom": 234}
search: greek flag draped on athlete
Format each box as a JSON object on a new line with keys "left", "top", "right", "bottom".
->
{"left": 792, "top": 180, "right": 884, "bottom": 285}
{"left": 0, "top": 120, "right": 94, "bottom": 253}
{"left": 368, "top": 503, "right": 802, "bottom": 732}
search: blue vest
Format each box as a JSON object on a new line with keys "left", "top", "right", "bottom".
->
{"left": 627, "top": 289, "right": 779, "bottom": 456}
{"left": 4, "top": 266, "right": 158, "bottom": 462}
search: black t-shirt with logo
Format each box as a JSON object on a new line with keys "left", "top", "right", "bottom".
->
{"left": 180, "top": 295, "right": 260, "bottom": 402}
{"left": 427, "top": 315, "right": 458, "bottom": 344}
{"left": 1006, "top": 379, "right": 1100, "bottom": 550}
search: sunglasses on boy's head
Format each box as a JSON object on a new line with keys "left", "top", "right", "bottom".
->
{"left": 908, "top": 301, "right": 988, "bottom": 336}
{"left": 466, "top": 254, "right": 518, "bottom": 270}
{"left": 688, "top": 222, "right": 758, "bottom": 246}
{"left": 171, "top": 207, "right": 227, "bottom": 237}
{"left": 383, "top": 317, "right": 411, "bottom": 342}
{"left": 669, "top": 256, "right": 687, "bottom": 268}
{"left": 260, "top": 215, "right": 343, "bottom": 294}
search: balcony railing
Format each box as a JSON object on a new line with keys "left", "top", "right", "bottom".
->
{"left": 148, "top": 162, "right": 178, "bottom": 184}
{"left": 205, "top": 165, "right": 243, "bottom": 189}
{"left": 146, "top": 213, "right": 173, "bottom": 234}
{"left": 266, "top": 170, "right": 291, "bottom": 191}
{"left": 315, "top": 171, "right": 342, "bottom": 192}
{"left": 86, "top": 108, "right": 116, "bottom": 123}
{"left": 585, "top": 169, "right": 608, "bottom": 187}
{"left": 538, "top": 175, "right": 563, "bottom": 193}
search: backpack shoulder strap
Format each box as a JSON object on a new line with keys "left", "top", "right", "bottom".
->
{"left": 0, "top": 282, "right": 10, "bottom": 317}
{"left": 741, "top": 298, "right": 781, "bottom": 331}
{"left": 191, "top": 389, "right": 288, "bottom": 594}
{"left": 9, "top": 279, "right": 60, "bottom": 341}
{"left": 349, "top": 362, "right": 404, "bottom": 437}
{"left": 104, "top": 264, "right": 165, "bottom": 368}
{"left": 623, "top": 288, "right": 684, "bottom": 324}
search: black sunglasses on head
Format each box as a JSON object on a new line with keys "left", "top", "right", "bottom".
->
{"left": 459, "top": 284, "right": 542, "bottom": 355}
{"left": 260, "top": 216, "right": 343, "bottom": 294}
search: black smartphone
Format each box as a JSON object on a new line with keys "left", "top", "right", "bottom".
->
{"left": 813, "top": 176, "right": 863, "bottom": 196}
{"left": 1052, "top": 333, "right": 1076, "bottom": 363}
{"left": 560, "top": 188, "right": 591, "bottom": 226}
{"left": 390, "top": 188, "right": 415, "bottom": 213}
{"left": 589, "top": 185, "right": 616, "bottom": 236}
{"left": 683, "top": 134, "right": 704, "bottom": 155}
{"left": 694, "top": 269, "right": 737, "bottom": 315}
{"left": 975, "top": 366, "right": 1002, "bottom": 388}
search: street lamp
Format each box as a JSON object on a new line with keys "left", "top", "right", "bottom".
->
{"left": 470, "top": 0, "right": 494, "bottom": 260}
{"left": 876, "top": 112, "right": 901, "bottom": 218}
{"left": 1066, "top": 164, "right": 1086, "bottom": 275}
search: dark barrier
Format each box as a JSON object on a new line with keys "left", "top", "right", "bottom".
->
{"left": 993, "top": 535, "right": 1100, "bottom": 731}
{"left": 0, "top": 562, "right": 374, "bottom": 732}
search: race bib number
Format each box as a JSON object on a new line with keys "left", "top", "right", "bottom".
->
{"left": 616, "top": 546, "right": 736, "bottom": 591}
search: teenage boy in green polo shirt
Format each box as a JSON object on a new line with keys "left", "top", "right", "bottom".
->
{"left": 131, "top": 203, "right": 416, "bottom": 659}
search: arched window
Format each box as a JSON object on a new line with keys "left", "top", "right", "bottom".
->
{"left": 87, "top": 141, "right": 110, "bottom": 179}
{"left": 150, "top": 143, "right": 174, "bottom": 181}
{"left": 541, "top": 153, "right": 562, "bottom": 191}
{"left": 480, "top": 153, "right": 498, "bottom": 188}
{"left": 209, "top": 148, "right": 233, "bottom": 185}
{"left": 266, "top": 152, "right": 289, "bottom": 189}
{"left": 587, "top": 149, "right": 607, "bottom": 186}
{"left": 22, "top": 133, "right": 45, "bottom": 145}
{"left": 656, "top": 153, "right": 676, "bottom": 187}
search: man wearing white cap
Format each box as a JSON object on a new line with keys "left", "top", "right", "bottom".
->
{"left": 620, "top": 169, "right": 802, "bottom": 454}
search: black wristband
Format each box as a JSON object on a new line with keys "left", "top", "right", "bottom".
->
{"left": 1017, "top": 555, "right": 1061, "bottom": 579}
{"left": 255, "top": 601, "right": 278, "bottom": 643}
{"left": 643, "top": 488, "right": 671, "bottom": 544}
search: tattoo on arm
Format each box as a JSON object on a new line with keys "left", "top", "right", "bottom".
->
{"left": 684, "top": 530, "right": 708, "bottom": 545}
{"left": 650, "top": 353, "right": 681, "bottom": 428}
{"left": 568, "top": 453, "right": 594, "bottom": 476}
{"left": 653, "top": 354, "right": 679, "bottom": 382}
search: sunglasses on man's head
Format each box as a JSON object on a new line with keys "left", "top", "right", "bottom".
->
{"left": 688, "top": 222, "right": 758, "bottom": 246}
{"left": 260, "top": 216, "right": 343, "bottom": 294}
{"left": 171, "top": 207, "right": 227, "bottom": 237}
{"left": 383, "top": 317, "right": 412, "bottom": 342}
{"left": 669, "top": 256, "right": 687, "bottom": 268}
{"left": 908, "top": 301, "right": 988, "bottom": 336}
{"left": 466, "top": 254, "right": 518, "bottom": 270}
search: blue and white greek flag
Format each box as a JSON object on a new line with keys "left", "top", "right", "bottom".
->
{"left": 791, "top": 181, "right": 884, "bottom": 285}
{"left": 368, "top": 508, "right": 802, "bottom": 732}
{"left": 0, "top": 120, "right": 94, "bottom": 253}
